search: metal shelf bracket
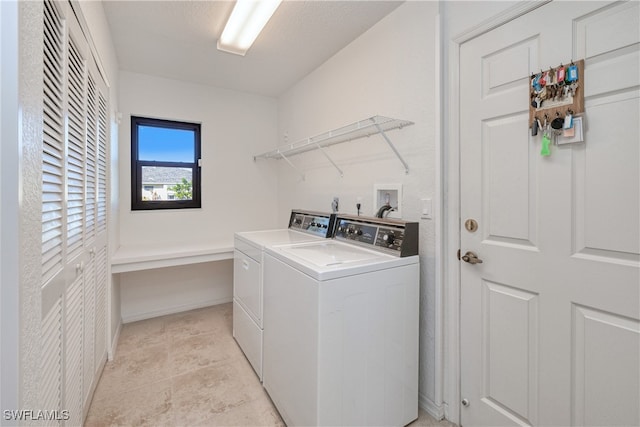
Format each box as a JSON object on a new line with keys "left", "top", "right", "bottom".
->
{"left": 372, "top": 120, "right": 410, "bottom": 174}
{"left": 279, "top": 151, "right": 305, "bottom": 181}
{"left": 312, "top": 139, "right": 344, "bottom": 177}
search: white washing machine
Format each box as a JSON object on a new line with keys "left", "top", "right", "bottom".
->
{"left": 263, "top": 215, "right": 420, "bottom": 427}
{"left": 233, "top": 210, "right": 335, "bottom": 381}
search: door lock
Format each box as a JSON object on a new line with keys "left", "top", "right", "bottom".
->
{"left": 461, "top": 398, "right": 470, "bottom": 407}
{"left": 461, "top": 251, "right": 483, "bottom": 264}
{"left": 464, "top": 218, "right": 478, "bottom": 232}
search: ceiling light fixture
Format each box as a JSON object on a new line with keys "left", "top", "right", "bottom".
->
{"left": 217, "top": 0, "right": 283, "bottom": 56}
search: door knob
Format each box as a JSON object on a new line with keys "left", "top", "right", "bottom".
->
{"left": 461, "top": 251, "right": 483, "bottom": 264}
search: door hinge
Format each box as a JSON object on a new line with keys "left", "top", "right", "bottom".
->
{"left": 457, "top": 249, "right": 461, "bottom": 260}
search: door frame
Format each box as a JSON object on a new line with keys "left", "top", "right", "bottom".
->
{"left": 0, "top": 0, "right": 20, "bottom": 421}
{"left": 443, "top": 1, "right": 551, "bottom": 424}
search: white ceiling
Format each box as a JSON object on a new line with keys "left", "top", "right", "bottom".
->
{"left": 102, "top": 1, "right": 404, "bottom": 97}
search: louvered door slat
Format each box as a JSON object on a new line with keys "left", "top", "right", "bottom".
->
{"left": 83, "top": 259, "right": 96, "bottom": 405}
{"left": 43, "top": 82, "right": 62, "bottom": 120}
{"left": 65, "top": 276, "right": 83, "bottom": 427}
{"left": 41, "top": 298, "right": 63, "bottom": 427}
{"left": 43, "top": 117, "right": 63, "bottom": 145}
{"left": 85, "top": 74, "right": 97, "bottom": 243}
{"left": 43, "top": 47, "right": 62, "bottom": 88}
{"left": 66, "top": 35, "right": 86, "bottom": 260}
{"left": 94, "top": 246, "right": 107, "bottom": 370}
{"left": 97, "top": 92, "right": 107, "bottom": 233}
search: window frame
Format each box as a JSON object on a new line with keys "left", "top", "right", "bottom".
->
{"left": 131, "top": 116, "right": 201, "bottom": 210}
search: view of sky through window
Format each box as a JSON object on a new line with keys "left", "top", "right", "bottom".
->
{"left": 138, "top": 125, "right": 195, "bottom": 162}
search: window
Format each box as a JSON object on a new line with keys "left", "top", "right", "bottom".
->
{"left": 131, "top": 116, "right": 201, "bottom": 210}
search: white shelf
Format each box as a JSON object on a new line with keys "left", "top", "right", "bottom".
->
{"left": 111, "top": 241, "right": 234, "bottom": 273}
{"left": 254, "top": 115, "right": 414, "bottom": 177}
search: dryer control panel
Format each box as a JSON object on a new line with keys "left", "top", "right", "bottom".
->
{"left": 289, "top": 210, "right": 336, "bottom": 238}
{"left": 334, "top": 215, "right": 418, "bottom": 257}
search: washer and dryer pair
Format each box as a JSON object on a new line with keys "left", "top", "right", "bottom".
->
{"left": 233, "top": 210, "right": 335, "bottom": 380}
{"left": 234, "top": 211, "right": 420, "bottom": 426}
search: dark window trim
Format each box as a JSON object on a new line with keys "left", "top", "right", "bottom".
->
{"left": 131, "top": 116, "right": 201, "bottom": 211}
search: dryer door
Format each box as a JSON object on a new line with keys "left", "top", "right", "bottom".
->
{"left": 233, "top": 250, "right": 262, "bottom": 324}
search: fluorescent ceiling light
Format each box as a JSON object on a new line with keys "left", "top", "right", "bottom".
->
{"left": 218, "top": 0, "right": 283, "bottom": 56}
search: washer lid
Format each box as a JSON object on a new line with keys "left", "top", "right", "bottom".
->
{"left": 279, "top": 240, "right": 387, "bottom": 266}
{"left": 267, "top": 240, "right": 418, "bottom": 281}
{"left": 235, "top": 229, "right": 322, "bottom": 250}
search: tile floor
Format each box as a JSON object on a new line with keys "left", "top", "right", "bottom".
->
{"left": 86, "top": 303, "right": 456, "bottom": 427}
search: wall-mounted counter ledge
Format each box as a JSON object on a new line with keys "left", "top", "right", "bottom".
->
{"left": 111, "top": 241, "right": 234, "bottom": 273}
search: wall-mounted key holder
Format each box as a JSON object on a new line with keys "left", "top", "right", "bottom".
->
{"left": 529, "top": 59, "right": 584, "bottom": 126}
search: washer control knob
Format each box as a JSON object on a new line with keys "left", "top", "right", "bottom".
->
{"left": 383, "top": 234, "right": 395, "bottom": 244}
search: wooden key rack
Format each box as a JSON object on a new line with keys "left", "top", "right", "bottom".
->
{"left": 529, "top": 59, "right": 584, "bottom": 125}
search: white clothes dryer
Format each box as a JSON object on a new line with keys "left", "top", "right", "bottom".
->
{"left": 263, "top": 215, "right": 420, "bottom": 427}
{"left": 233, "top": 210, "right": 335, "bottom": 380}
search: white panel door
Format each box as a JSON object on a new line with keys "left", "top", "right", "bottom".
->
{"left": 459, "top": 1, "right": 639, "bottom": 425}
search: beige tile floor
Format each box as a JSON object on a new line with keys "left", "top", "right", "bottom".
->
{"left": 86, "top": 303, "right": 456, "bottom": 427}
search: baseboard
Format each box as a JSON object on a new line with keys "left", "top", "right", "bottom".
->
{"left": 419, "top": 392, "right": 445, "bottom": 421}
{"left": 121, "top": 296, "right": 233, "bottom": 323}
{"left": 108, "top": 320, "right": 122, "bottom": 361}
{"left": 443, "top": 401, "right": 455, "bottom": 425}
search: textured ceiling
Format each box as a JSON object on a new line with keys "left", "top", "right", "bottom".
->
{"left": 102, "top": 1, "right": 403, "bottom": 97}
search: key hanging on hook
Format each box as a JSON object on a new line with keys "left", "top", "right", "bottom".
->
{"left": 531, "top": 116, "right": 539, "bottom": 136}
{"left": 541, "top": 115, "right": 551, "bottom": 156}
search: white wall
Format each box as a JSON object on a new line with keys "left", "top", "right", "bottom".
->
{"left": 276, "top": 1, "right": 442, "bottom": 416}
{"left": 117, "top": 71, "right": 279, "bottom": 321}
{"left": 118, "top": 71, "right": 279, "bottom": 245}
{"left": 119, "top": 261, "right": 233, "bottom": 322}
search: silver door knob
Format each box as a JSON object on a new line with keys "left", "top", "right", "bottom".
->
{"left": 461, "top": 251, "right": 483, "bottom": 264}
{"left": 461, "top": 398, "right": 470, "bottom": 407}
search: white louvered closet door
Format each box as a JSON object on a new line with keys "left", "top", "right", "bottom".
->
{"left": 94, "top": 87, "right": 109, "bottom": 375}
{"left": 83, "top": 51, "right": 109, "bottom": 408}
{"left": 64, "top": 18, "right": 88, "bottom": 426}
{"left": 66, "top": 28, "right": 87, "bottom": 264}
{"left": 40, "top": 1, "right": 110, "bottom": 424}
{"left": 41, "top": 0, "right": 65, "bottom": 421}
